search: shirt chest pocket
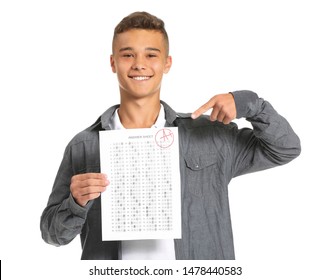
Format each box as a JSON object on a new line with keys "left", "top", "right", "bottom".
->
{"left": 184, "top": 153, "right": 219, "bottom": 197}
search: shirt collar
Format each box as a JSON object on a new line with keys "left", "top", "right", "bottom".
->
{"left": 101, "top": 100, "right": 178, "bottom": 130}
{"left": 109, "top": 103, "right": 166, "bottom": 130}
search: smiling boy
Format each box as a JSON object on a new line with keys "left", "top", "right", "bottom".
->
{"left": 40, "top": 11, "right": 301, "bottom": 260}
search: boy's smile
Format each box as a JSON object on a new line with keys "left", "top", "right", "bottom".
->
{"left": 129, "top": 75, "right": 152, "bottom": 81}
{"left": 111, "top": 29, "right": 172, "bottom": 100}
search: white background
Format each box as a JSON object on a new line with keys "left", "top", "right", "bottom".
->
{"left": 0, "top": 0, "right": 329, "bottom": 279}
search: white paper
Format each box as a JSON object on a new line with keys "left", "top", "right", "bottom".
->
{"left": 99, "top": 127, "right": 181, "bottom": 241}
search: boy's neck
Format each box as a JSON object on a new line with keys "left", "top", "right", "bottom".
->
{"left": 118, "top": 95, "right": 161, "bottom": 129}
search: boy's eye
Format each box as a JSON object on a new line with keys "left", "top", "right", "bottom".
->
{"left": 147, "top": 54, "right": 157, "bottom": 58}
{"left": 123, "top": 54, "right": 133, "bottom": 58}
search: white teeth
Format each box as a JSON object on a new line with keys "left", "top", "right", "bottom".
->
{"left": 132, "top": 76, "right": 150, "bottom": 81}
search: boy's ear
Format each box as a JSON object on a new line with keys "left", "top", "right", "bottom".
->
{"left": 110, "top": 55, "right": 116, "bottom": 73}
{"left": 163, "top": 55, "right": 172, "bottom": 74}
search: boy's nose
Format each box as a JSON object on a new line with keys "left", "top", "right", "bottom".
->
{"left": 132, "top": 56, "right": 146, "bottom": 70}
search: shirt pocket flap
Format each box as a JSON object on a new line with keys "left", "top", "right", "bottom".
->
{"left": 184, "top": 153, "right": 218, "bottom": 171}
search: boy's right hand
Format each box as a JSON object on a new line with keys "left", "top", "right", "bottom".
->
{"left": 70, "top": 173, "right": 109, "bottom": 207}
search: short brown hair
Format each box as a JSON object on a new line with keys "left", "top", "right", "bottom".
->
{"left": 112, "top": 11, "right": 169, "bottom": 55}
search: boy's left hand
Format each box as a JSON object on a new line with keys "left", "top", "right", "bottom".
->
{"left": 191, "top": 93, "right": 237, "bottom": 124}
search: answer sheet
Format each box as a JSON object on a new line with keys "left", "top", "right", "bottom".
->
{"left": 99, "top": 127, "right": 181, "bottom": 241}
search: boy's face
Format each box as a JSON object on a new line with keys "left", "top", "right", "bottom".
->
{"left": 111, "top": 29, "right": 172, "bottom": 100}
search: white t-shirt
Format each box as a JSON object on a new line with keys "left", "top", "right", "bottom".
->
{"left": 109, "top": 104, "right": 176, "bottom": 260}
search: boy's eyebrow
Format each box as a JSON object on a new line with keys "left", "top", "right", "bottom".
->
{"left": 145, "top": 47, "right": 161, "bottom": 52}
{"left": 119, "top": 47, "right": 161, "bottom": 52}
{"left": 119, "top": 47, "right": 133, "bottom": 52}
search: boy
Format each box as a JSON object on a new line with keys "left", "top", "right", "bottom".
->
{"left": 40, "top": 11, "right": 301, "bottom": 259}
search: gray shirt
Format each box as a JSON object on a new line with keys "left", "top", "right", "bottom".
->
{"left": 40, "top": 90, "right": 301, "bottom": 259}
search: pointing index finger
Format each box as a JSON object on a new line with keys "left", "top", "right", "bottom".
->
{"left": 191, "top": 98, "right": 215, "bottom": 119}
